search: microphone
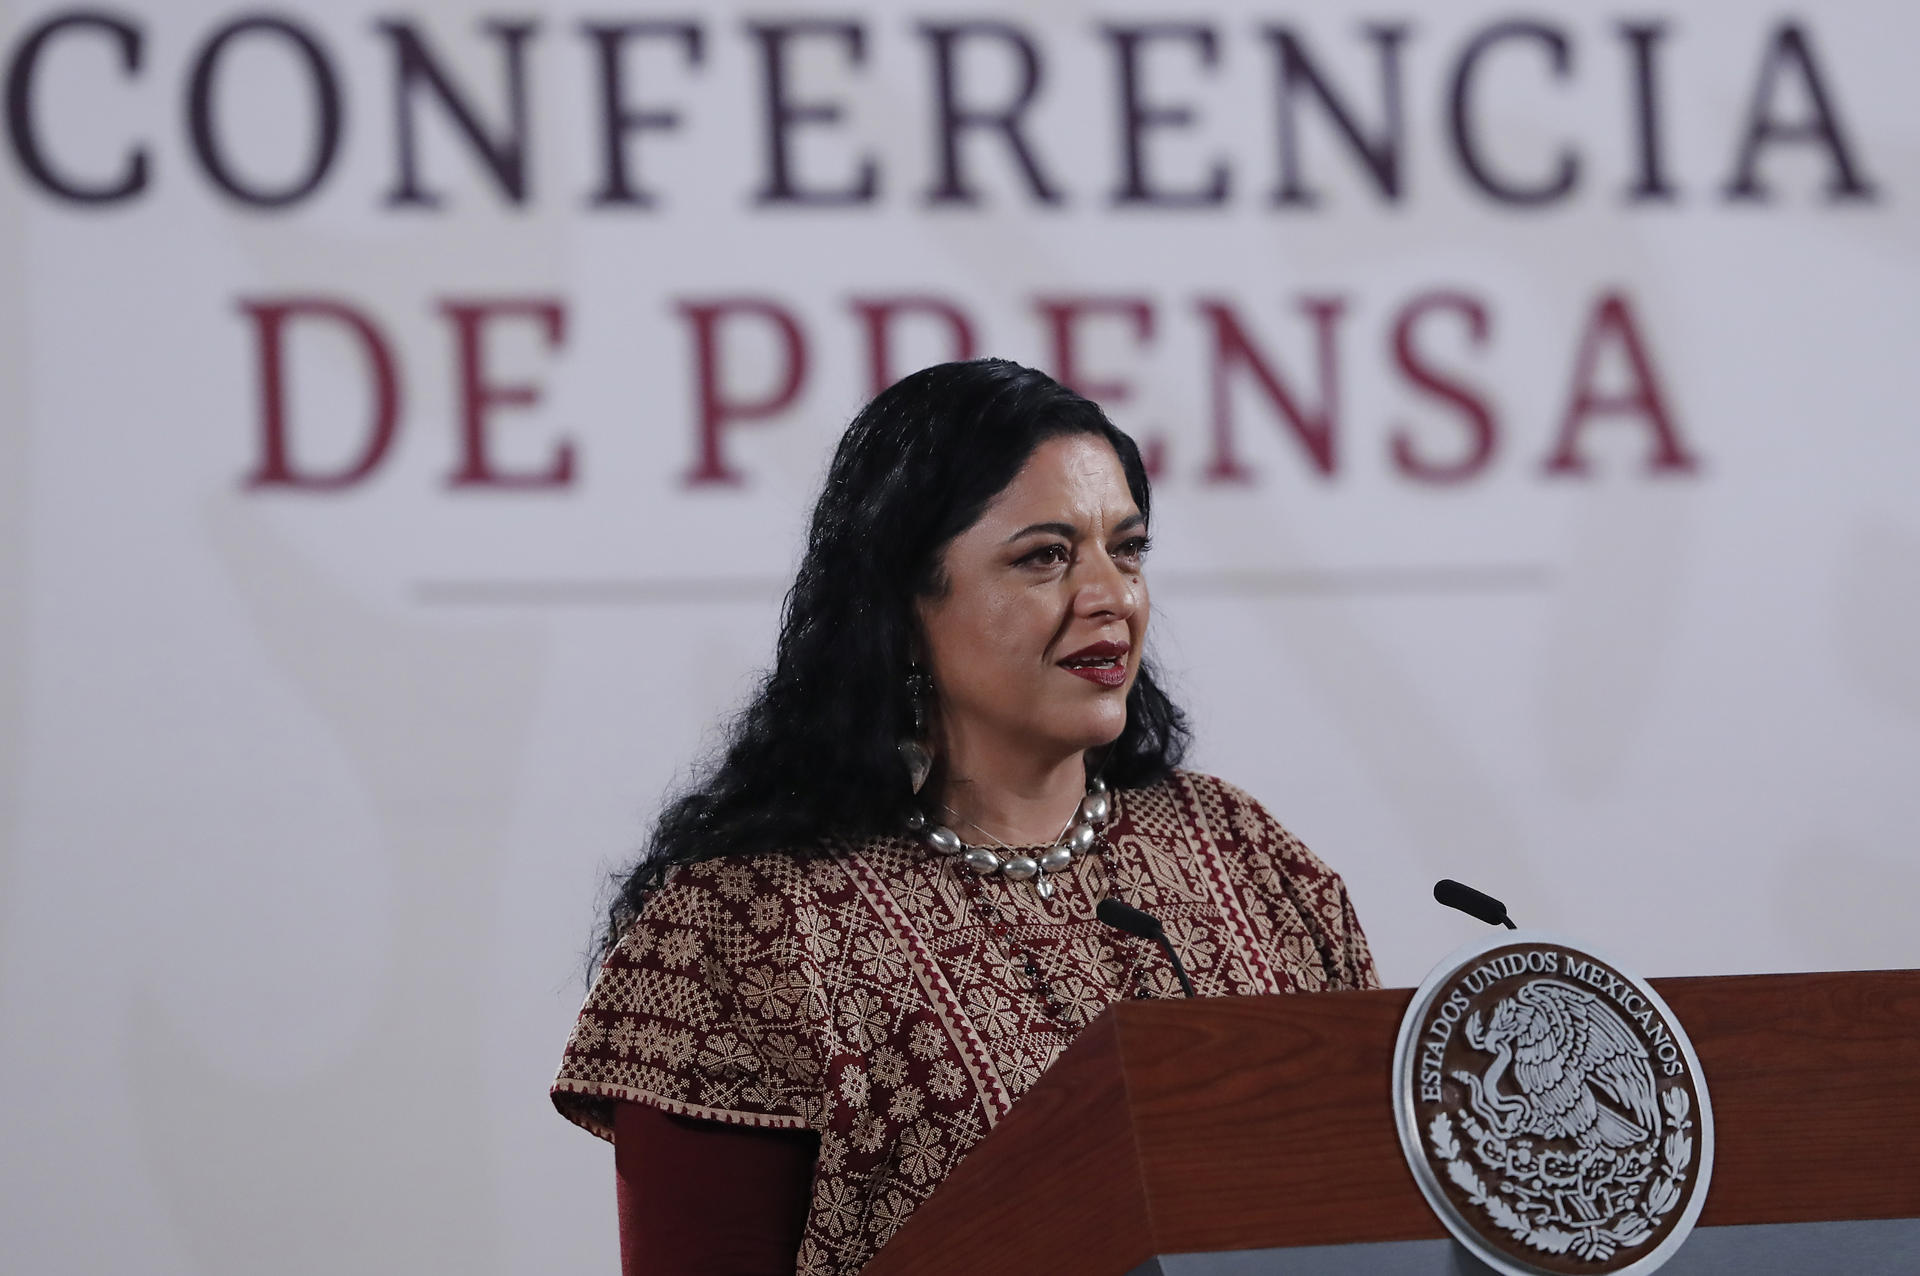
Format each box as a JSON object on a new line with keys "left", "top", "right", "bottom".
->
{"left": 1097, "top": 898, "right": 1197, "bottom": 998}
{"left": 1433, "top": 879, "right": 1517, "bottom": 929}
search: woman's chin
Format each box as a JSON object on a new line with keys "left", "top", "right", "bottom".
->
{"left": 1052, "top": 708, "right": 1129, "bottom": 755}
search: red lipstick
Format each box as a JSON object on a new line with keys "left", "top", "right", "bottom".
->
{"left": 1057, "top": 639, "right": 1131, "bottom": 688}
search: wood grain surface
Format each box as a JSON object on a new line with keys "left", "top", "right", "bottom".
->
{"left": 1660, "top": 972, "right": 1920, "bottom": 1226}
{"left": 863, "top": 970, "right": 1920, "bottom": 1275}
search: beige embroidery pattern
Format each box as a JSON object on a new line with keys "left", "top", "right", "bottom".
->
{"left": 552, "top": 771, "right": 1379, "bottom": 1276}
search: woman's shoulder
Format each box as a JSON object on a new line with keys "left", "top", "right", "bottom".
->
{"left": 559, "top": 846, "right": 852, "bottom": 1142}
{"left": 618, "top": 847, "right": 828, "bottom": 935}
{"left": 1123, "top": 768, "right": 1286, "bottom": 826}
{"left": 1167, "top": 771, "right": 1382, "bottom": 988}
{"left": 611, "top": 836, "right": 915, "bottom": 960}
{"left": 1160, "top": 768, "right": 1260, "bottom": 807}
{"left": 1131, "top": 769, "right": 1341, "bottom": 875}
{"left": 585, "top": 848, "right": 851, "bottom": 1029}
{"left": 1118, "top": 767, "right": 1270, "bottom": 806}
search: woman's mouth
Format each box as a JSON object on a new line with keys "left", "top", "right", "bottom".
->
{"left": 1058, "top": 641, "right": 1131, "bottom": 688}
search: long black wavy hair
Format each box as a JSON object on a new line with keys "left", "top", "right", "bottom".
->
{"left": 598, "top": 359, "right": 1190, "bottom": 959}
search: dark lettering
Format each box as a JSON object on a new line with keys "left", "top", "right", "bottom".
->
{"left": 581, "top": 21, "right": 703, "bottom": 209}
{"left": 4, "top": 11, "right": 148, "bottom": 204}
{"left": 380, "top": 19, "right": 537, "bottom": 208}
{"left": 748, "top": 20, "right": 877, "bottom": 206}
{"left": 920, "top": 22, "right": 1060, "bottom": 206}
{"left": 1266, "top": 24, "right": 1407, "bottom": 206}
{"left": 1619, "top": 22, "right": 1675, "bottom": 202}
{"left": 187, "top": 16, "right": 342, "bottom": 208}
{"left": 1725, "top": 22, "right": 1877, "bottom": 203}
{"left": 1104, "top": 23, "right": 1228, "bottom": 207}
{"left": 1449, "top": 21, "right": 1580, "bottom": 206}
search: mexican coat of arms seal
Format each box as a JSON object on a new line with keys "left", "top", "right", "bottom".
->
{"left": 1392, "top": 933, "right": 1714, "bottom": 1276}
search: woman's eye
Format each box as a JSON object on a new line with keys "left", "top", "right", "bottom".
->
{"left": 1113, "top": 536, "right": 1152, "bottom": 565}
{"left": 1020, "top": 544, "right": 1070, "bottom": 567}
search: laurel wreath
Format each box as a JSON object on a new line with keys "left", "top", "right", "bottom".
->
{"left": 1428, "top": 1087, "right": 1693, "bottom": 1263}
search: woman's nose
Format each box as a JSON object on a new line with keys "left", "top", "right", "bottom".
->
{"left": 1073, "top": 552, "right": 1139, "bottom": 618}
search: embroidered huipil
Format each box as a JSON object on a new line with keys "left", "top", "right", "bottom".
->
{"left": 552, "top": 771, "right": 1379, "bottom": 1275}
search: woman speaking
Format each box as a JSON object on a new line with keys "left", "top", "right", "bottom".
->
{"left": 552, "top": 360, "right": 1378, "bottom": 1275}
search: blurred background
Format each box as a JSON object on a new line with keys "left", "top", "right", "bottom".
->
{"left": 2, "top": 0, "right": 1916, "bottom": 1271}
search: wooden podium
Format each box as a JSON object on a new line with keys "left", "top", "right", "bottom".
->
{"left": 862, "top": 971, "right": 1920, "bottom": 1275}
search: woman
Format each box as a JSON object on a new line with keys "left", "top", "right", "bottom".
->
{"left": 552, "top": 359, "right": 1378, "bottom": 1275}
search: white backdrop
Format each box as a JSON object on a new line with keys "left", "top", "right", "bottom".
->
{"left": 2, "top": 1, "right": 1917, "bottom": 1272}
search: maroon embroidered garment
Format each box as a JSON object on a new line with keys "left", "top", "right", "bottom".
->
{"left": 553, "top": 771, "right": 1379, "bottom": 1275}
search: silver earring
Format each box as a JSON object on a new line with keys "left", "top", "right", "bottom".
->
{"left": 898, "top": 666, "right": 933, "bottom": 795}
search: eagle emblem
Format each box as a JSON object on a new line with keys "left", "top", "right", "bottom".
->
{"left": 1393, "top": 936, "right": 1713, "bottom": 1276}
{"left": 1455, "top": 980, "right": 1658, "bottom": 1153}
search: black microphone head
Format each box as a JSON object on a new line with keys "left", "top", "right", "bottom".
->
{"left": 1433, "top": 879, "right": 1512, "bottom": 927}
{"left": 1096, "top": 897, "right": 1163, "bottom": 939}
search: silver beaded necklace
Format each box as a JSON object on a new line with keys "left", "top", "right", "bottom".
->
{"left": 909, "top": 777, "right": 1110, "bottom": 899}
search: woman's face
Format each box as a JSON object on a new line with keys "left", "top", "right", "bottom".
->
{"left": 916, "top": 434, "right": 1151, "bottom": 773}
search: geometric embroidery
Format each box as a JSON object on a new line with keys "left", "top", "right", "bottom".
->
{"left": 552, "top": 770, "right": 1379, "bottom": 1276}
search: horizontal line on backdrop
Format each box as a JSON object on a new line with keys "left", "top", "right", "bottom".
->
{"left": 412, "top": 564, "right": 1554, "bottom": 607}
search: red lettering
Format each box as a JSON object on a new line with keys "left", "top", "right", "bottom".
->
{"left": 440, "top": 298, "right": 572, "bottom": 488}
{"left": 1389, "top": 290, "right": 1496, "bottom": 483}
{"left": 1034, "top": 295, "right": 1165, "bottom": 475}
{"left": 1197, "top": 297, "right": 1345, "bottom": 481}
{"left": 1543, "top": 291, "right": 1699, "bottom": 477}
{"left": 848, "top": 295, "right": 976, "bottom": 396}
{"left": 239, "top": 297, "right": 401, "bottom": 490}
{"left": 679, "top": 298, "right": 808, "bottom": 486}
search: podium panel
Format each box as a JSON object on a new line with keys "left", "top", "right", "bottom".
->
{"left": 862, "top": 972, "right": 1920, "bottom": 1275}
